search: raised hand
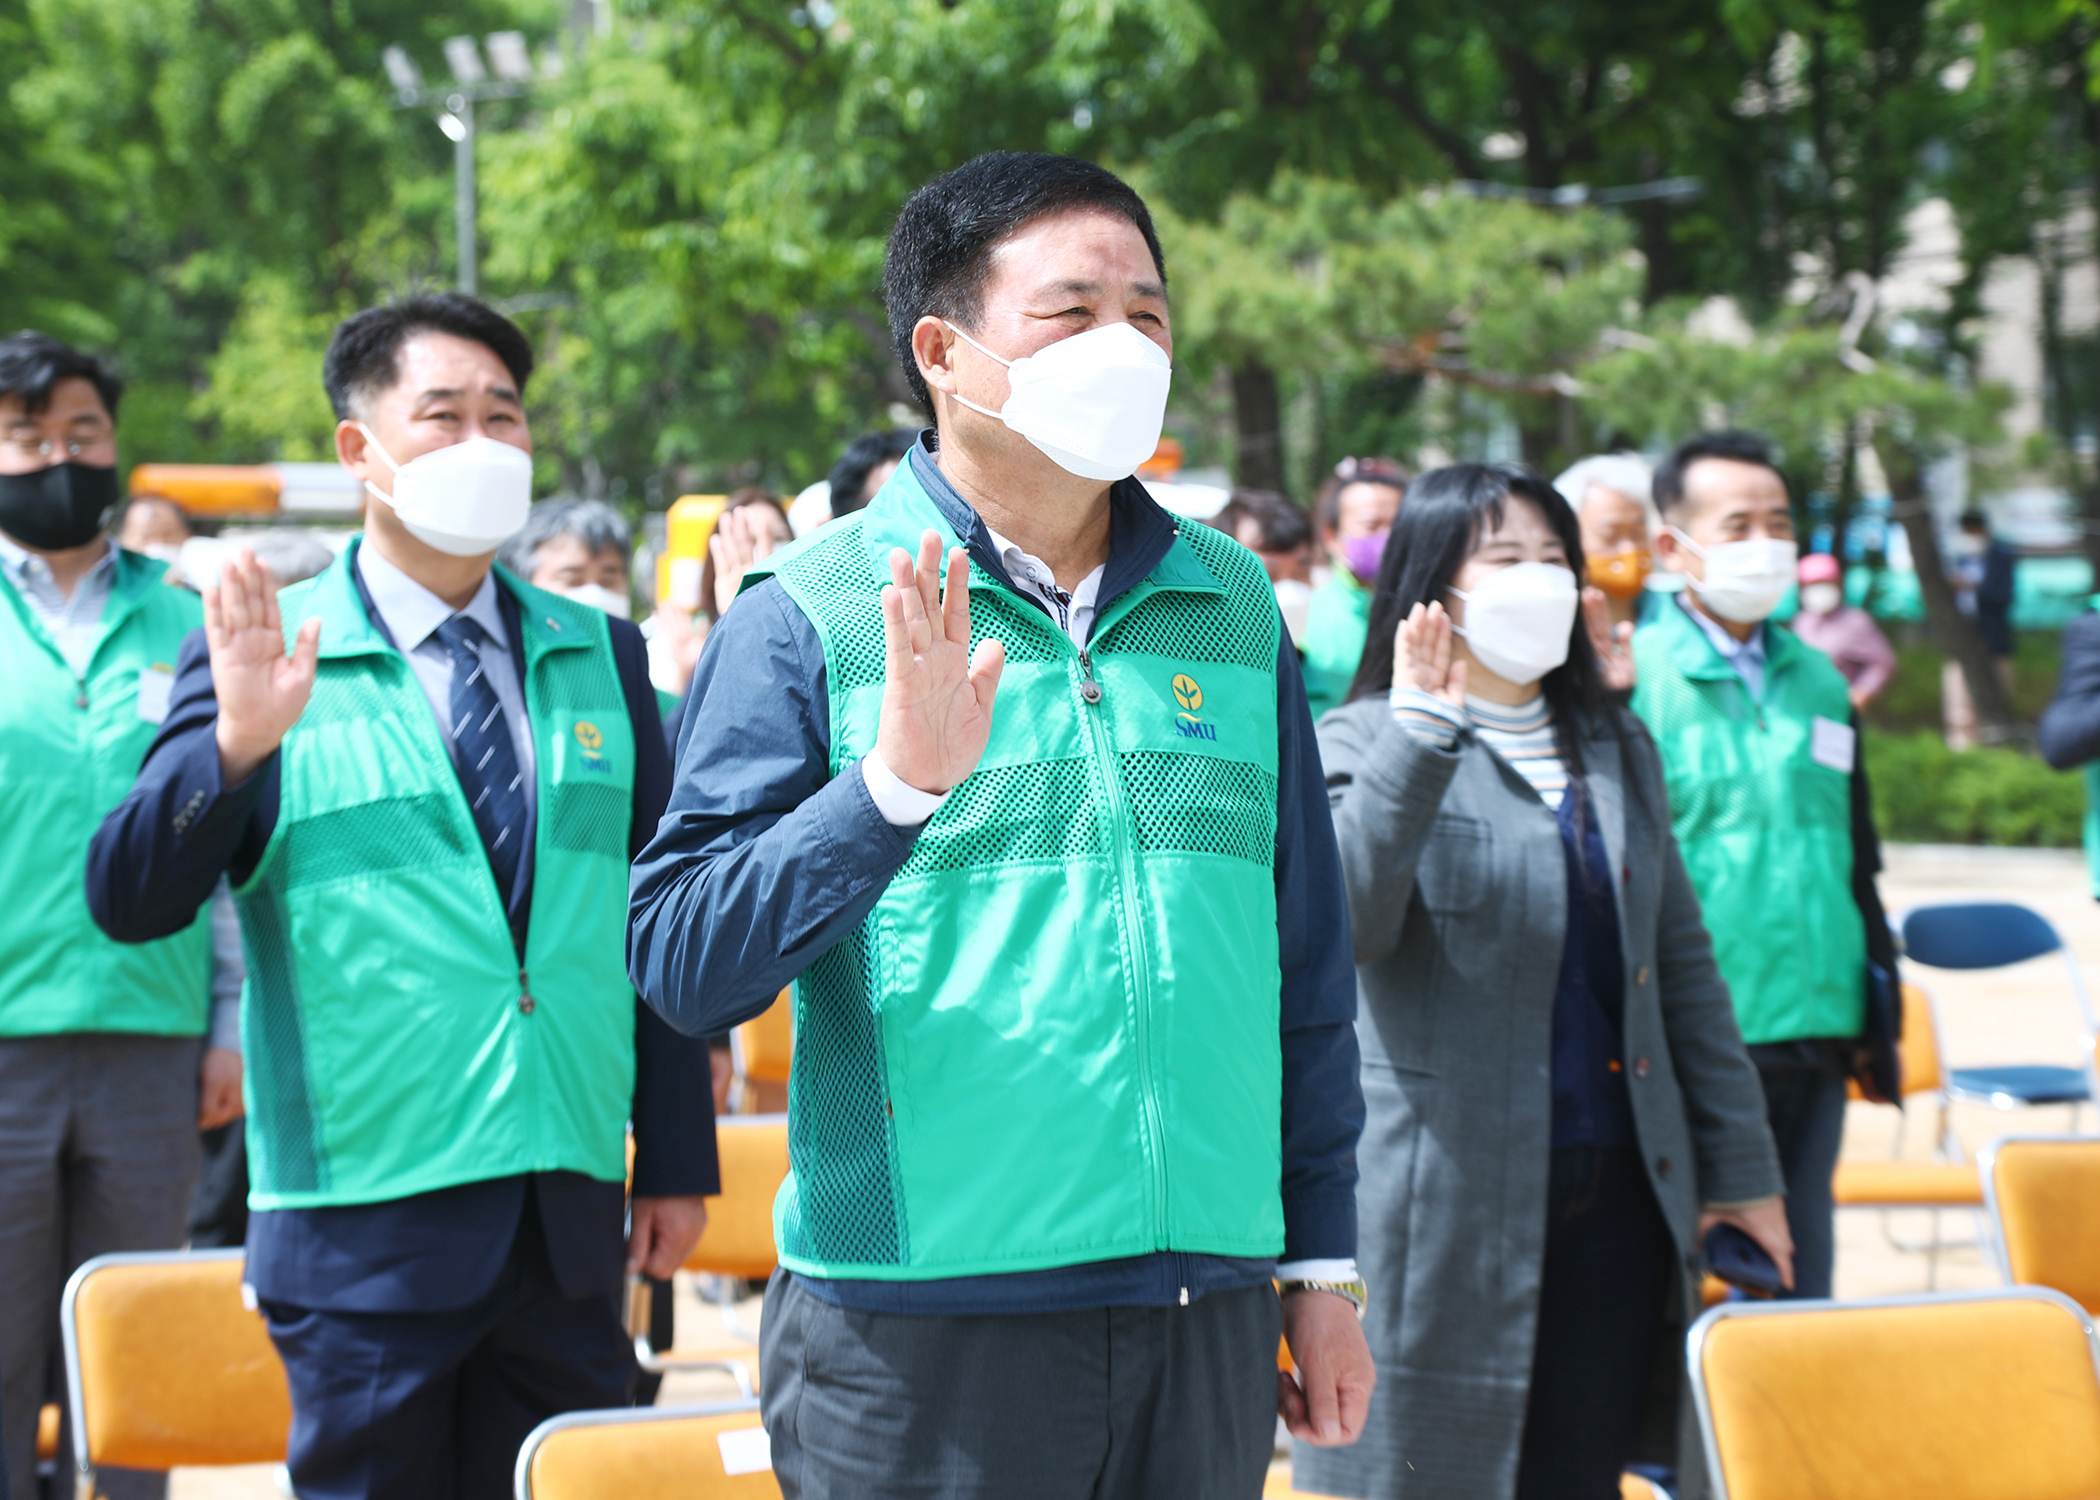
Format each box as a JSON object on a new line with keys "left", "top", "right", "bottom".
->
{"left": 709, "top": 505, "right": 783, "bottom": 619}
{"left": 1583, "top": 586, "right": 1636, "bottom": 694}
{"left": 1396, "top": 600, "right": 1466, "bottom": 709}
{"left": 206, "top": 546, "right": 320, "bottom": 784}
{"left": 874, "top": 530, "right": 1005, "bottom": 795}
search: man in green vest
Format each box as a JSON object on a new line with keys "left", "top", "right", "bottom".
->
{"left": 1299, "top": 456, "right": 1408, "bottom": 719}
{"left": 1632, "top": 429, "right": 1898, "bottom": 1301}
{"left": 0, "top": 332, "right": 238, "bottom": 1500}
{"left": 88, "top": 294, "right": 717, "bottom": 1500}
{"left": 631, "top": 152, "right": 1373, "bottom": 1500}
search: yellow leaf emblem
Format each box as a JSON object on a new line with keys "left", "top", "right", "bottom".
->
{"left": 574, "top": 720, "right": 604, "bottom": 752}
{"left": 1171, "top": 674, "right": 1203, "bottom": 713}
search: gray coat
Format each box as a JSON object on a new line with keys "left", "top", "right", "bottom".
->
{"left": 1293, "top": 700, "right": 1783, "bottom": 1500}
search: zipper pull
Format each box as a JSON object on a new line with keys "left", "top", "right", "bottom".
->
{"left": 1078, "top": 648, "right": 1102, "bottom": 705}
{"left": 516, "top": 966, "right": 535, "bottom": 1016}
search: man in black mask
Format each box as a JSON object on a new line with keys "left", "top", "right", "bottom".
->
{"left": 0, "top": 331, "right": 229, "bottom": 1500}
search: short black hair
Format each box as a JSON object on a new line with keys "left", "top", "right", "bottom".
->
{"left": 827, "top": 428, "right": 919, "bottom": 516}
{"left": 322, "top": 293, "right": 534, "bottom": 421}
{"left": 1958, "top": 509, "right": 1989, "bottom": 531}
{"left": 882, "top": 152, "right": 1167, "bottom": 411}
{"left": 1652, "top": 430, "right": 1785, "bottom": 520}
{"left": 1316, "top": 456, "right": 1412, "bottom": 534}
{"left": 1214, "top": 490, "right": 1311, "bottom": 555}
{"left": 0, "top": 331, "right": 122, "bottom": 420}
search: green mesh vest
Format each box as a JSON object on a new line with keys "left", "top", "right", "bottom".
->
{"left": 753, "top": 463, "right": 1288, "bottom": 1280}
{"left": 0, "top": 549, "right": 211, "bottom": 1036}
{"left": 235, "top": 543, "right": 638, "bottom": 1209}
{"left": 1631, "top": 599, "right": 1866, "bottom": 1045}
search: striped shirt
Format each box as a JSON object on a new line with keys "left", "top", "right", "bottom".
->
{"left": 0, "top": 533, "right": 115, "bottom": 676}
{"left": 1391, "top": 686, "right": 1569, "bottom": 809}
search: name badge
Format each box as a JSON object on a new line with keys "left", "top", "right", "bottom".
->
{"left": 1810, "top": 715, "right": 1856, "bottom": 774}
{"left": 136, "top": 665, "right": 175, "bottom": 725}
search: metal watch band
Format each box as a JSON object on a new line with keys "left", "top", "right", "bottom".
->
{"left": 1278, "top": 1277, "right": 1368, "bottom": 1319}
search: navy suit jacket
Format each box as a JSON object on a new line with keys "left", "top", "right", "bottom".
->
{"left": 88, "top": 555, "right": 717, "bottom": 1312}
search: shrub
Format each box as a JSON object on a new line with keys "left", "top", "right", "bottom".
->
{"left": 1865, "top": 731, "right": 2086, "bottom": 847}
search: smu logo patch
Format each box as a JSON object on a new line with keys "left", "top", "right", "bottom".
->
{"left": 1171, "top": 674, "right": 1217, "bottom": 741}
{"left": 574, "top": 719, "right": 611, "bottom": 769}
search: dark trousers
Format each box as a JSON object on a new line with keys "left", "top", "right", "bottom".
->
{"left": 260, "top": 1196, "right": 635, "bottom": 1500}
{"left": 0, "top": 1035, "right": 203, "bottom": 1500}
{"left": 1515, "top": 1146, "right": 1676, "bottom": 1500}
{"left": 187, "top": 1120, "right": 248, "bottom": 1248}
{"left": 1754, "top": 1050, "right": 1850, "bottom": 1300}
{"left": 760, "top": 1269, "right": 1281, "bottom": 1500}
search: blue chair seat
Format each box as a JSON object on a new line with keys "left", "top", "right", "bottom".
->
{"left": 1946, "top": 1065, "right": 2092, "bottom": 1109}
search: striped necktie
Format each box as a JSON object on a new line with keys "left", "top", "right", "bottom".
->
{"left": 434, "top": 615, "right": 526, "bottom": 902}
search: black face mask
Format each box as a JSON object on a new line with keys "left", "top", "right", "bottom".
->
{"left": 0, "top": 462, "right": 120, "bottom": 552}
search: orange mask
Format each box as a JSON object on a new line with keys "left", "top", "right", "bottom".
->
{"left": 1587, "top": 545, "right": 1650, "bottom": 601}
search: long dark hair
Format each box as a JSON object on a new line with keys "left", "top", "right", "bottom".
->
{"left": 1346, "top": 461, "right": 1611, "bottom": 774}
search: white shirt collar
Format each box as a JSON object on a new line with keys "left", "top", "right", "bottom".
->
{"left": 1679, "top": 592, "right": 1764, "bottom": 666}
{"left": 984, "top": 526, "right": 1105, "bottom": 609}
{"left": 0, "top": 530, "right": 112, "bottom": 585}
{"left": 355, "top": 539, "right": 507, "bottom": 654}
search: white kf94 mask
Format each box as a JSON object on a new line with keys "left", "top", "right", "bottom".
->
{"left": 945, "top": 320, "right": 1173, "bottom": 482}
{"left": 1668, "top": 530, "right": 1798, "bottom": 624}
{"left": 1449, "top": 561, "right": 1580, "bottom": 687}
{"left": 359, "top": 427, "right": 534, "bottom": 557}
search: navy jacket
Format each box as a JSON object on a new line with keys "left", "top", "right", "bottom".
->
{"left": 87, "top": 560, "right": 717, "bottom": 1313}
{"left": 629, "top": 440, "right": 1362, "bottom": 1314}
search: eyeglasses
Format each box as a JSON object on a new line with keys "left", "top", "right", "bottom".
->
{"left": 2, "top": 432, "right": 111, "bottom": 462}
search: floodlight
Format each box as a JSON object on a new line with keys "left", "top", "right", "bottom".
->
{"left": 485, "top": 32, "right": 533, "bottom": 83}
{"left": 437, "top": 111, "right": 468, "bottom": 143}
{"left": 442, "top": 35, "right": 487, "bottom": 85}
{"left": 382, "top": 45, "right": 423, "bottom": 95}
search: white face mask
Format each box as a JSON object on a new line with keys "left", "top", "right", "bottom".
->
{"left": 558, "top": 582, "right": 632, "bottom": 620}
{"left": 1799, "top": 582, "right": 1843, "bottom": 616}
{"left": 359, "top": 427, "right": 534, "bottom": 557}
{"left": 1668, "top": 530, "right": 1797, "bottom": 623}
{"left": 944, "top": 320, "right": 1172, "bottom": 482}
{"left": 1449, "top": 561, "right": 1580, "bottom": 687}
{"left": 1273, "top": 578, "right": 1313, "bottom": 644}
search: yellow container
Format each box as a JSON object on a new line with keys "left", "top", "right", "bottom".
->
{"left": 128, "top": 465, "right": 281, "bottom": 516}
{"left": 656, "top": 494, "right": 726, "bottom": 609}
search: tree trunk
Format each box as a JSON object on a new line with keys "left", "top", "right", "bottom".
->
{"left": 1875, "top": 434, "right": 2026, "bottom": 747}
{"left": 1231, "top": 360, "right": 1286, "bottom": 494}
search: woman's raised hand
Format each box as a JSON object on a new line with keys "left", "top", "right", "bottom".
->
{"left": 1396, "top": 600, "right": 1467, "bottom": 711}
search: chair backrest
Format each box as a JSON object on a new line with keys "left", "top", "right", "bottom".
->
{"left": 516, "top": 1400, "right": 778, "bottom": 1500}
{"left": 685, "top": 1115, "right": 790, "bottom": 1280}
{"left": 733, "top": 989, "right": 794, "bottom": 1090}
{"left": 1983, "top": 1135, "right": 2100, "bottom": 1315}
{"left": 61, "top": 1250, "right": 292, "bottom": 1473}
{"left": 1901, "top": 902, "right": 2063, "bottom": 971}
{"left": 1898, "top": 983, "right": 1943, "bottom": 1097}
{"left": 1689, "top": 1288, "right": 2100, "bottom": 1500}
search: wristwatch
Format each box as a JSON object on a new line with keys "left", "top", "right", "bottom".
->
{"left": 1278, "top": 1276, "right": 1368, "bottom": 1319}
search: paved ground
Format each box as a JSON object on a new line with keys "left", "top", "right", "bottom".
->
{"left": 166, "top": 843, "right": 2098, "bottom": 1496}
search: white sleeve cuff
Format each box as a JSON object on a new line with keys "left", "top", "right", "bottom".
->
{"left": 1275, "top": 1258, "right": 1360, "bottom": 1284}
{"left": 861, "top": 750, "right": 948, "bottom": 827}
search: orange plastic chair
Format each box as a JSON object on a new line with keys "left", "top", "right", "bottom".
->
{"left": 633, "top": 1115, "right": 791, "bottom": 1391}
{"left": 514, "top": 1399, "right": 778, "bottom": 1500}
{"left": 1689, "top": 1288, "right": 2100, "bottom": 1500}
{"left": 1834, "top": 983, "right": 1981, "bottom": 1283}
{"left": 1982, "top": 1134, "right": 2100, "bottom": 1315}
{"left": 61, "top": 1249, "right": 292, "bottom": 1497}
{"left": 730, "top": 990, "right": 793, "bottom": 1113}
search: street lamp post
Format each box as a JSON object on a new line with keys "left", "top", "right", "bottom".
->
{"left": 383, "top": 34, "right": 543, "bottom": 296}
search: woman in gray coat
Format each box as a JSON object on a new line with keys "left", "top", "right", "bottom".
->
{"left": 1292, "top": 464, "right": 1789, "bottom": 1500}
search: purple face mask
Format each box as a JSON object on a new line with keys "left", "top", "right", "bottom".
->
{"left": 1342, "top": 531, "right": 1389, "bottom": 585}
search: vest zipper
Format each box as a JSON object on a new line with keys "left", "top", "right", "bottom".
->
{"left": 1074, "top": 642, "right": 1170, "bottom": 1247}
